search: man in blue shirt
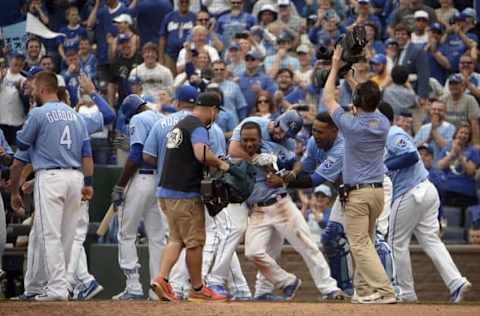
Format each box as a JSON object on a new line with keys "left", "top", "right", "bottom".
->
{"left": 216, "top": 0, "right": 256, "bottom": 50}
{"left": 322, "top": 46, "right": 396, "bottom": 304}
{"left": 238, "top": 51, "right": 277, "bottom": 114}
{"left": 136, "top": 0, "right": 173, "bottom": 46}
{"left": 10, "top": 71, "right": 94, "bottom": 301}
{"left": 379, "top": 102, "right": 471, "bottom": 304}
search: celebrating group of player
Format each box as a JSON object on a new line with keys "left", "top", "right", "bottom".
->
{"left": 4, "top": 65, "right": 472, "bottom": 304}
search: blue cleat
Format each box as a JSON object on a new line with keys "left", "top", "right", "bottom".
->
{"left": 76, "top": 280, "right": 104, "bottom": 300}
{"left": 254, "top": 293, "right": 286, "bottom": 301}
{"left": 10, "top": 292, "right": 41, "bottom": 301}
{"left": 283, "top": 277, "right": 302, "bottom": 300}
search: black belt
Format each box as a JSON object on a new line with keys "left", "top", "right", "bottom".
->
{"left": 345, "top": 182, "right": 383, "bottom": 192}
{"left": 256, "top": 193, "right": 288, "bottom": 208}
{"left": 45, "top": 167, "right": 80, "bottom": 171}
{"left": 139, "top": 169, "right": 155, "bottom": 175}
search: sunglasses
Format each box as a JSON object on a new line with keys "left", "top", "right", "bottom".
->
{"left": 231, "top": 1, "right": 242, "bottom": 4}
{"left": 460, "top": 61, "right": 474, "bottom": 65}
{"left": 197, "top": 18, "right": 209, "bottom": 22}
{"left": 258, "top": 99, "right": 269, "bottom": 103}
{"left": 245, "top": 57, "right": 257, "bottom": 61}
{"left": 213, "top": 68, "right": 225, "bottom": 71}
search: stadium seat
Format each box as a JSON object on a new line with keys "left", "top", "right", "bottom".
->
{"left": 442, "top": 206, "right": 464, "bottom": 227}
{"left": 442, "top": 227, "right": 467, "bottom": 244}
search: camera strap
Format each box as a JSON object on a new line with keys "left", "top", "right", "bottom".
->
{"left": 203, "top": 144, "right": 208, "bottom": 179}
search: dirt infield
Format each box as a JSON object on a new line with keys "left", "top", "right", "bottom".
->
{"left": 1, "top": 301, "right": 480, "bottom": 316}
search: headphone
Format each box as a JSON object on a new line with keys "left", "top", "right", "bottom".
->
{"left": 352, "top": 86, "right": 362, "bottom": 108}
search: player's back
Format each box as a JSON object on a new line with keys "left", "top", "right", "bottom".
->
{"left": 17, "top": 102, "right": 89, "bottom": 171}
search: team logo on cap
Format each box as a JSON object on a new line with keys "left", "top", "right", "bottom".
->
{"left": 288, "top": 121, "right": 297, "bottom": 131}
{"left": 396, "top": 138, "right": 407, "bottom": 148}
{"left": 166, "top": 128, "right": 183, "bottom": 148}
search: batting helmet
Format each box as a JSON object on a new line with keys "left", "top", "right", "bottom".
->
{"left": 274, "top": 110, "right": 303, "bottom": 138}
{"left": 121, "top": 94, "right": 146, "bottom": 123}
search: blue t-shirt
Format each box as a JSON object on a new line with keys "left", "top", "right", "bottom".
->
{"left": 301, "top": 134, "right": 344, "bottom": 182}
{"left": 129, "top": 110, "right": 163, "bottom": 169}
{"left": 444, "top": 33, "right": 478, "bottom": 73}
{"left": 16, "top": 102, "right": 91, "bottom": 171}
{"left": 62, "top": 70, "right": 81, "bottom": 107}
{"left": 331, "top": 107, "right": 390, "bottom": 185}
{"left": 238, "top": 71, "right": 277, "bottom": 114}
{"left": 58, "top": 25, "right": 88, "bottom": 52}
{"left": 80, "top": 53, "right": 97, "bottom": 81}
{"left": 159, "top": 10, "right": 196, "bottom": 58}
{"left": 215, "top": 110, "right": 236, "bottom": 133}
{"left": 428, "top": 45, "right": 450, "bottom": 85}
{"left": 414, "top": 121, "right": 455, "bottom": 162}
{"left": 385, "top": 126, "right": 429, "bottom": 200}
{"left": 219, "top": 80, "right": 248, "bottom": 124}
{"left": 137, "top": 0, "right": 173, "bottom": 45}
{"left": 216, "top": 12, "right": 257, "bottom": 49}
{"left": 437, "top": 143, "right": 480, "bottom": 197}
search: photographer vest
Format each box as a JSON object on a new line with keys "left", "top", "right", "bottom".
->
{"left": 160, "top": 115, "right": 206, "bottom": 193}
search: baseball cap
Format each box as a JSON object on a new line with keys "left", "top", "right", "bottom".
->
{"left": 430, "top": 22, "right": 445, "bottom": 33}
{"left": 296, "top": 44, "right": 310, "bottom": 54}
{"left": 314, "top": 184, "right": 332, "bottom": 197}
{"left": 117, "top": 33, "right": 130, "bottom": 44}
{"left": 21, "top": 65, "right": 44, "bottom": 78}
{"left": 414, "top": 10, "right": 429, "bottom": 20}
{"left": 278, "top": 0, "right": 290, "bottom": 6}
{"left": 417, "top": 143, "right": 433, "bottom": 155}
{"left": 229, "top": 42, "right": 240, "bottom": 50}
{"left": 259, "top": 4, "right": 277, "bottom": 15}
{"left": 370, "top": 53, "right": 387, "bottom": 65}
{"left": 358, "top": 0, "right": 370, "bottom": 4}
{"left": 11, "top": 50, "right": 25, "bottom": 59}
{"left": 245, "top": 50, "right": 262, "bottom": 60}
{"left": 277, "top": 32, "right": 292, "bottom": 43}
{"left": 448, "top": 73, "right": 463, "bottom": 84}
{"left": 113, "top": 13, "right": 133, "bottom": 25}
{"left": 175, "top": 85, "right": 198, "bottom": 103}
{"left": 324, "top": 9, "right": 339, "bottom": 21}
{"left": 128, "top": 76, "right": 142, "bottom": 85}
{"left": 195, "top": 91, "right": 223, "bottom": 110}
{"left": 385, "top": 38, "right": 399, "bottom": 46}
{"left": 462, "top": 7, "right": 476, "bottom": 21}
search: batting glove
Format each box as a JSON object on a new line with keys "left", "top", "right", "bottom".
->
{"left": 111, "top": 185, "right": 125, "bottom": 209}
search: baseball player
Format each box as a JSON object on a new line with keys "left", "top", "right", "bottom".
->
{"left": 111, "top": 94, "right": 167, "bottom": 300}
{"left": 0, "top": 129, "right": 13, "bottom": 280}
{"left": 241, "top": 120, "right": 344, "bottom": 301}
{"left": 379, "top": 102, "right": 472, "bottom": 303}
{"left": 9, "top": 71, "right": 94, "bottom": 301}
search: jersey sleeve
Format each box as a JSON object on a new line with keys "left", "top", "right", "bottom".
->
{"left": 300, "top": 138, "right": 317, "bottom": 173}
{"left": 14, "top": 149, "right": 31, "bottom": 163}
{"left": 387, "top": 132, "right": 417, "bottom": 156}
{"left": 129, "top": 116, "right": 149, "bottom": 146}
{"left": 80, "top": 111, "right": 104, "bottom": 135}
{"left": 191, "top": 126, "right": 209, "bottom": 145}
{"left": 313, "top": 147, "right": 343, "bottom": 182}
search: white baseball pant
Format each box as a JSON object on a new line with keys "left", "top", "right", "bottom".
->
{"left": 26, "top": 170, "right": 83, "bottom": 298}
{"left": 0, "top": 194, "right": 6, "bottom": 268}
{"left": 245, "top": 195, "right": 339, "bottom": 295}
{"left": 388, "top": 179, "right": 466, "bottom": 301}
{"left": 117, "top": 172, "right": 167, "bottom": 294}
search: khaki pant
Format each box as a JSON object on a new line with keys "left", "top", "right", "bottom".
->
{"left": 344, "top": 187, "right": 395, "bottom": 298}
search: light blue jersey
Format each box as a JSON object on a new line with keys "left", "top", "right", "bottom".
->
{"left": 385, "top": 125, "right": 429, "bottom": 200}
{"left": 129, "top": 109, "right": 163, "bottom": 170}
{"left": 16, "top": 102, "right": 90, "bottom": 171}
{"left": 231, "top": 116, "right": 296, "bottom": 152}
{"left": 80, "top": 110, "right": 104, "bottom": 135}
{"left": 301, "top": 134, "right": 345, "bottom": 182}
{"left": 208, "top": 123, "right": 227, "bottom": 157}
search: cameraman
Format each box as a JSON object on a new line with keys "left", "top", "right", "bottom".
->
{"left": 0, "top": 129, "right": 13, "bottom": 279}
{"left": 322, "top": 46, "right": 396, "bottom": 303}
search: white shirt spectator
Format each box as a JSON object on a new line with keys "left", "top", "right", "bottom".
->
{"left": 176, "top": 45, "right": 220, "bottom": 71}
{"left": 129, "top": 63, "right": 174, "bottom": 103}
{"left": 0, "top": 70, "right": 26, "bottom": 126}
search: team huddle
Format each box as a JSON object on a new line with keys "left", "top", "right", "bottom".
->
{"left": 7, "top": 60, "right": 472, "bottom": 303}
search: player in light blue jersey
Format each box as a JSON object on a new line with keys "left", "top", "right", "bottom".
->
{"left": 379, "top": 102, "right": 471, "bottom": 304}
{"left": 110, "top": 94, "right": 167, "bottom": 300}
{"left": 9, "top": 72, "right": 94, "bottom": 301}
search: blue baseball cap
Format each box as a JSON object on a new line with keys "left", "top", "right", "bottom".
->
{"left": 21, "top": 65, "right": 44, "bottom": 78}
{"left": 175, "top": 85, "right": 198, "bottom": 103}
{"left": 448, "top": 73, "right": 463, "bottom": 84}
{"left": 229, "top": 42, "right": 240, "bottom": 50}
{"left": 370, "top": 53, "right": 387, "bottom": 65}
{"left": 128, "top": 76, "right": 142, "bottom": 85}
{"left": 117, "top": 33, "right": 130, "bottom": 44}
{"left": 245, "top": 50, "right": 262, "bottom": 60}
{"left": 430, "top": 22, "right": 444, "bottom": 33}
{"left": 11, "top": 50, "right": 25, "bottom": 59}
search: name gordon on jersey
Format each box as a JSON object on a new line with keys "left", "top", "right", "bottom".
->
{"left": 45, "top": 110, "right": 77, "bottom": 123}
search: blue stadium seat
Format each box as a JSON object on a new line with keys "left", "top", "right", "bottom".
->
{"left": 442, "top": 206, "right": 463, "bottom": 227}
{"left": 442, "top": 227, "right": 467, "bottom": 244}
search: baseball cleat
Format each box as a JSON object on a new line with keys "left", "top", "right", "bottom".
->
{"left": 254, "top": 293, "right": 286, "bottom": 301}
{"left": 231, "top": 291, "right": 252, "bottom": 301}
{"left": 351, "top": 292, "right": 397, "bottom": 304}
{"left": 34, "top": 294, "right": 68, "bottom": 301}
{"left": 283, "top": 277, "right": 302, "bottom": 300}
{"left": 188, "top": 285, "right": 227, "bottom": 302}
{"left": 150, "top": 277, "right": 178, "bottom": 302}
{"left": 450, "top": 280, "right": 472, "bottom": 304}
{"left": 112, "top": 290, "right": 144, "bottom": 300}
{"left": 10, "top": 292, "right": 41, "bottom": 301}
{"left": 321, "top": 289, "right": 347, "bottom": 301}
{"left": 76, "top": 280, "right": 104, "bottom": 300}
{"left": 207, "top": 284, "right": 229, "bottom": 298}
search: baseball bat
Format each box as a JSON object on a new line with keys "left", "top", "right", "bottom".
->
{"left": 96, "top": 204, "right": 115, "bottom": 236}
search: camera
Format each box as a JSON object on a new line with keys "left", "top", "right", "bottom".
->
{"left": 314, "top": 25, "right": 367, "bottom": 88}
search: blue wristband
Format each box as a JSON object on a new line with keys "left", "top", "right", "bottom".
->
{"left": 84, "top": 176, "right": 93, "bottom": 186}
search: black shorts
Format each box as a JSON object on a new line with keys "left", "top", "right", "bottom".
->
{"left": 96, "top": 64, "right": 115, "bottom": 86}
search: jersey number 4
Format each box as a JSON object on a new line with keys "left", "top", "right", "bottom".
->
{"left": 60, "top": 126, "right": 72, "bottom": 150}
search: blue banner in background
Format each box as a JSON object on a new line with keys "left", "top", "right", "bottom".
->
{"left": 1, "top": 20, "right": 27, "bottom": 52}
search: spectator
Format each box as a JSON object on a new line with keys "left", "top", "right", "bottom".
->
{"left": 251, "top": 0, "right": 301, "bottom": 18}
{"left": 395, "top": 111, "right": 415, "bottom": 136}
{"left": 342, "top": 0, "right": 382, "bottom": 34}
{"left": 216, "top": 0, "right": 256, "bottom": 49}
{"left": 130, "top": 42, "right": 173, "bottom": 104}
{"left": 58, "top": 6, "right": 87, "bottom": 63}
{"left": 62, "top": 49, "right": 82, "bottom": 107}
{"left": 383, "top": 65, "right": 417, "bottom": 115}
{"left": 411, "top": 10, "right": 430, "bottom": 45}
{"left": 203, "top": 0, "right": 230, "bottom": 17}
{"left": 78, "top": 37, "right": 97, "bottom": 81}
{"left": 27, "top": 0, "right": 49, "bottom": 25}
{"left": 437, "top": 122, "right": 480, "bottom": 208}
{"left": 435, "top": 0, "right": 459, "bottom": 27}
{"left": 254, "top": 90, "right": 276, "bottom": 118}
{"left": 385, "top": 38, "right": 399, "bottom": 73}
{"left": 364, "top": 21, "right": 385, "bottom": 60}
{"left": 136, "top": 0, "right": 173, "bottom": 46}
{"left": 294, "top": 44, "right": 314, "bottom": 89}
{"left": 39, "top": 55, "right": 65, "bottom": 87}
{"left": 393, "top": 23, "right": 430, "bottom": 100}
{"left": 0, "top": 52, "right": 27, "bottom": 144}
{"left": 414, "top": 99, "right": 455, "bottom": 162}
{"left": 273, "top": 68, "right": 305, "bottom": 112}
{"left": 108, "top": 13, "right": 140, "bottom": 61}
{"left": 225, "top": 43, "right": 245, "bottom": 78}
{"left": 264, "top": 32, "right": 300, "bottom": 77}
{"left": 456, "top": 54, "right": 480, "bottom": 101}
{"left": 425, "top": 22, "right": 450, "bottom": 85}
{"left": 177, "top": 26, "right": 220, "bottom": 74}
{"left": 87, "top": 0, "right": 136, "bottom": 92}
{"left": 24, "top": 37, "right": 44, "bottom": 69}
{"left": 109, "top": 34, "right": 143, "bottom": 106}
{"left": 369, "top": 53, "right": 390, "bottom": 89}
{"left": 257, "top": 4, "right": 278, "bottom": 29}
{"left": 211, "top": 60, "right": 248, "bottom": 123}
{"left": 173, "top": 48, "right": 211, "bottom": 89}
{"left": 417, "top": 143, "right": 445, "bottom": 194}
{"left": 192, "top": 10, "right": 224, "bottom": 53}
{"left": 389, "top": 0, "right": 437, "bottom": 32}
{"left": 238, "top": 50, "right": 277, "bottom": 114}
{"left": 440, "top": 73, "right": 480, "bottom": 144}
{"left": 304, "top": 184, "right": 333, "bottom": 245}
{"left": 158, "top": 88, "right": 176, "bottom": 114}
{"left": 309, "top": 9, "right": 343, "bottom": 47}
{"left": 269, "top": 0, "right": 305, "bottom": 37}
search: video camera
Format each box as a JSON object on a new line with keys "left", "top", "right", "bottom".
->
{"left": 313, "top": 25, "right": 367, "bottom": 89}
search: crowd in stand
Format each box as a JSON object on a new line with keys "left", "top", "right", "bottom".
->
{"left": 1, "top": 0, "right": 480, "bottom": 243}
